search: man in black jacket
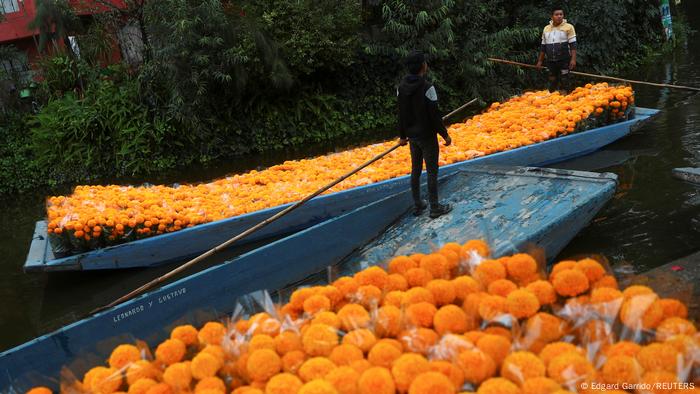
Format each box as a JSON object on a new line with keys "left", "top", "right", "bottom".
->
{"left": 397, "top": 51, "right": 453, "bottom": 219}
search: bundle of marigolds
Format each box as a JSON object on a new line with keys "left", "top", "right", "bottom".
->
{"left": 27, "top": 239, "right": 698, "bottom": 394}
{"left": 46, "top": 83, "right": 635, "bottom": 254}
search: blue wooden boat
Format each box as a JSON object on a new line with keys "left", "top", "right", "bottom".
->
{"left": 24, "top": 108, "right": 657, "bottom": 272}
{"left": 3, "top": 166, "right": 617, "bottom": 391}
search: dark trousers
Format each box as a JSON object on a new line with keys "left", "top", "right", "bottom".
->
{"left": 547, "top": 59, "right": 571, "bottom": 92}
{"left": 409, "top": 137, "right": 439, "bottom": 206}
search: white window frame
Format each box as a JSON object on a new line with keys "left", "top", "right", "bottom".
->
{"left": 0, "top": 0, "right": 20, "bottom": 15}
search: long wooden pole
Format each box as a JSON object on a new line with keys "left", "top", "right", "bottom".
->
{"left": 488, "top": 57, "right": 700, "bottom": 92}
{"left": 93, "top": 99, "right": 478, "bottom": 314}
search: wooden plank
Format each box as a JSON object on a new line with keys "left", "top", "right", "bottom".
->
{"left": 23, "top": 221, "right": 48, "bottom": 271}
{"left": 672, "top": 167, "right": 700, "bottom": 184}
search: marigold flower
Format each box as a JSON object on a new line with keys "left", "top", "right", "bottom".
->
{"left": 391, "top": 354, "right": 430, "bottom": 392}
{"left": 382, "top": 291, "right": 405, "bottom": 308}
{"left": 602, "top": 340, "right": 642, "bottom": 358}
{"left": 506, "top": 253, "right": 538, "bottom": 282}
{"left": 321, "top": 286, "right": 343, "bottom": 307}
{"left": 325, "top": 366, "right": 359, "bottom": 394}
{"left": 337, "top": 304, "right": 371, "bottom": 331}
{"left": 298, "top": 380, "right": 338, "bottom": 394}
{"left": 282, "top": 350, "right": 306, "bottom": 374}
{"left": 144, "top": 383, "right": 174, "bottom": 394}
{"left": 526, "top": 280, "right": 557, "bottom": 306}
{"left": 410, "top": 254, "right": 426, "bottom": 264}
{"left": 453, "top": 276, "right": 482, "bottom": 302}
{"left": 155, "top": 338, "right": 186, "bottom": 366}
{"left": 327, "top": 344, "right": 363, "bottom": 367}
{"left": 488, "top": 279, "right": 518, "bottom": 297}
{"left": 524, "top": 313, "right": 566, "bottom": 345}
{"left": 399, "top": 328, "right": 438, "bottom": 355}
{"left": 358, "top": 367, "right": 395, "bottom": 394}
{"left": 506, "top": 289, "right": 541, "bottom": 319}
{"left": 622, "top": 285, "right": 655, "bottom": 299}
{"left": 434, "top": 305, "right": 470, "bottom": 335}
{"left": 275, "top": 330, "right": 303, "bottom": 355}
{"left": 428, "top": 362, "right": 463, "bottom": 388}
{"left": 474, "top": 260, "right": 507, "bottom": 288}
{"left": 312, "top": 312, "right": 342, "bottom": 329}
{"left": 350, "top": 359, "right": 372, "bottom": 375}
{"left": 521, "top": 377, "right": 561, "bottom": 394}
{"left": 194, "top": 376, "right": 226, "bottom": 394}
{"left": 404, "top": 268, "right": 434, "bottom": 288}
{"left": 126, "top": 360, "right": 160, "bottom": 385}
{"left": 408, "top": 371, "right": 455, "bottom": 394}
{"left": 128, "top": 378, "right": 158, "bottom": 394}
{"left": 26, "top": 388, "right": 52, "bottom": 394}
{"left": 432, "top": 334, "right": 473, "bottom": 360}
{"left": 664, "top": 334, "right": 700, "bottom": 357}
{"left": 463, "top": 291, "right": 488, "bottom": 320}
{"left": 247, "top": 349, "right": 281, "bottom": 382}
{"left": 579, "top": 319, "right": 614, "bottom": 346}
{"left": 546, "top": 352, "right": 594, "bottom": 386}
{"left": 457, "top": 349, "right": 497, "bottom": 384}
{"left": 171, "top": 325, "right": 199, "bottom": 347}
{"left": 354, "top": 266, "right": 389, "bottom": 289}
{"left": 548, "top": 261, "right": 576, "bottom": 281}
{"left": 389, "top": 256, "right": 418, "bottom": 275}
{"left": 386, "top": 274, "right": 409, "bottom": 292}
{"left": 637, "top": 343, "right": 681, "bottom": 373}
{"left": 476, "top": 334, "right": 511, "bottom": 366}
{"left": 191, "top": 351, "right": 222, "bottom": 380}
{"left": 591, "top": 274, "right": 618, "bottom": 289}
{"left": 439, "top": 249, "right": 460, "bottom": 272}
{"left": 552, "top": 269, "right": 589, "bottom": 297}
{"left": 299, "top": 357, "right": 337, "bottom": 382}
{"left": 265, "top": 373, "right": 303, "bottom": 394}
{"left": 658, "top": 298, "right": 689, "bottom": 319}
{"left": 574, "top": 258, "right": 605, "bottom": 283}
{"left": 426, "top": 279, "right": 457, "bottom": 305}
{"left": 233, "top": 387, "right": 264, "bottom": 394}
{"left": 201, "top": 344, "right": 225, "bottom": 365}
{"left": 109, "top": 344, "right": 141, "bottom": 369}
{"left": 476, "top": 377, "right": 521, "bottom": 394}
{"left": 601, "top": 355, "right": 643, "bottom": 385}
{"left": 406, "top": 302, "right": 438, "bottom": 328}
{"left": 464, "top": 330, "right": 485, "bottom": 344}
{"left": 501, "top": 351, "right": 546, "bottom": 385}
{"left": 304, "top": 295, "right": 332, "bottom": 315}
{"left": 368, "top": 341, "right": 402, "bottom": 368}
{"left": 483, "top": 326, "right": 512, "bottom": 340}
{"left": 333, "top": 277, "right": 359, "bottom": 300}
{"left": 375, "top": 305, "right": 402, "bottom": 338}
{"left": 198, "top": 322, "right": 225, "bottom": 346}
{"left": 302, "top": 324, "right": 339, "bottom": 357}
{"left": 656, "top": 317, "right": 697, "bottom": 342}
{"left": 354, "top": 285, "right": 382, "bottom": 309}
{"left": 250, "top": 334, "right": 276, "bottom": 352}
{"left": 163, "top": 362, "right": 191, "bottom": 391}
{"left": 343, "top": 329, "right": 377, "bottom": 353}
{"left": 463, "top": 240, "right": 490, "bottom": 258}
{"left": 640, "top": 371, "right": 679, "bottom": 394}
{"left": 478, "top": 295, "right": 507, "bottom": 321}
{"left": 620, "top": 294, "right": 665, "bottom": 330}
{"left": 403, "top": 287, "right": 435, "bottom": 305}
{"left": 420, "top": 254, "right": 450, "bottom": 279}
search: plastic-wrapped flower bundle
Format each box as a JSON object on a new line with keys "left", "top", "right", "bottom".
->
{"left": 45, "top": 84, "right": 636, "bottom": 254}
{"left": 26, "top": 239, "right": 698, "bottom": 394}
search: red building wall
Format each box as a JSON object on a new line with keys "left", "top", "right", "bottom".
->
{"left": 0, "top": 0, "right": 40, "bottom": 43}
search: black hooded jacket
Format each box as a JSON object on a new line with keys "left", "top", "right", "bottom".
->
{"left": 397, "top": 75, "right": 449, "bottom": 141}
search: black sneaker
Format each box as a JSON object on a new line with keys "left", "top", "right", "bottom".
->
{"left": 413, "top": 200, "right": 428, "bottom": 216}
{"left": 429, "top": 203, "right": 452, "bottom": 219}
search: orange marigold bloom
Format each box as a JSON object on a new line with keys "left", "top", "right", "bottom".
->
{"left": 170, "top": 325, "right": 199, "bottom": 346}
{"left": 194, "top": 376, "right": 226, "bottom": 394}
{"left": 621, "top": 285, "right": 654, "bottom": 299}
{"left": 488, "top": 279, "right": 518, "bottom": 297}
{"left": 375, "top": 305, "right": 402, "bottom": 338}
{"left": 620, "top": 294, "right": 665, "bottom": 330}
{"left": 298, "top": 357, "right": 337, "bottom": 382}
{"left": 552, "top": 269, "right": 589, "bottom": 297}
{"left": 354, "top": 285, "right": 382, "bottom": 309}
{"left": 420, "top": 254, "right": 450, "bottom": 279}
{"left": 343, "top": 329, "right": 377, "bottom": 353}
{"left": 656, "top": 317, "right": 697, "bottom": 342}
{"left": 302, "top": 324, "right": 339, "bottom": 357}
{"left": 478, "top": 295, "right": 507, "bottom": 321}
{"left": 602, "top": 340, "right": 642, "bottom": 358}
{"left": 463, "top": 240, "right": 491, "bottom": 258}
{"left": 325, "top": 366, "right": 359, "bottom": 394}
{"left": 358, "top": 367, "right": 395, "bottom": 394}
{"left": 312, "top": 311, "right": 342, "bottom": 329}
{"left": 391, "top": 354, "right": 430, "bottom": 392}
{"left": 464, "top": 330, "right": 485, "bottom": 344}
{"left": 298, "top": 379, "right": 338, "bottom": 394}
{"left": 476, "top": 377, "right": 521, "bottom": 394}
{"left": 434, "top": 305, "right": 470, "bottom": 335}
{"left": 546, "top": 352, "right": 594, "bottom": 386}
{"left": 601, "top": 355, "right": 643, "bottom": 385}
{"left": 382, "top": 291, "right": 405, "bottom": 308}
{"left": 521, "top": 377, "right": 561, "bottom": 394}
{"left": 506, "top": 253, "right": 538, "bottom": 282}
{"left": 304, "top": 295, "right": 332, "bottom": 315}
{"left": 155, "top": 338, "right": 186, "bottom": 366}
{"left": 399, "top": 328, "right": 438, "bottom": 355}
{"left": 275, "top": 330, "right": 303, "bottom": 355}
{"left": 574, "top": 258, "right": 605, "bottom": 283}
{"left": 592, "top": 274, "right": 618, "bottom": 290}
{"left": 526, "top": 280, "right": 557, "bottom": 306}
{"left": 439, "top": 249, "right": 460, "bottom": 272}
{"left": 482, "top": 326, "right": 512, "bottom": 341}
{"left": 637, "top": 343, "right": 681, "bottom": 373}
{"left": 389, "top": 256, "right": 418, "bottom": 275}
{"left": 429, "top": 360, "right": 465, "bottom": 389}
{"left": 658, "top": 298, "right": 689, "bottom": 319}
{"left": 386, "top": 274, "right": 409, "bottom": 292}
{"left": 506, "top": 289, "right": 540, "bottom": 319}
{"left": 144, "top": 383, "right": 174, "bottom": 394}
{"left": 354, "top": 266, "right": 389, "bottom": 289}
{"left": 476, "top": 334, "right": 512, "bottom": 367}
{"left": 109, "top": 344, "right": 141, "bottom": 369}
{"left": 426, "top": 279, "right": 457, "bottom": 305}
{"left": 250, "top": 334, "right": 276, "bottom": 352}
{"left": 403, "top": 287, "right": 435, "bottom": 305}
{"left": 501, "top": 351, "right": 546, "bottom": 385}
{"left": 265, "top": 373, "right": 303, "bottom": 394}
{"left": 456, "top": 349, "right": 497, "bottom": 384}
{"left": 350, "top": 359, "right": 372, "bottom": 375}
{"left": 406, "top": 302, "right": 438, "bottom": 328}
{"left": 332, "top": 277, "right": 359, "bottom": 300}
{"left": 408, "top": 371, "right": 455, "bottom": 394}
{"left": 368, "top": 341, "right": 402, "bottom": 368}
{"left": 522, "top": 313, "right": 566, "bottom": 346}
{"left": 548, "top": 261, "right": 576, "bottom": 281}
{"left": 126, "top": 360, "right": 160, "bottom": 385}
{"left": 128, "top": 378, "right": 158, "bottom": 394}
{"left": 198, "top": 321, "right": 226, "bottom": 346}
{"left": 337, "top": 304, "right": 371, "bottom": 331}
{"left": 247, "top": 348, "right": 281, "bottom": 382}
{"left": 162, "top": 362, "right": 191, "bottom": 391}
{"left": 474, "top": 260, "right": 507, "bottom": 288}
{"left": 328, "top": 344, "right": 364, "bottom": 366}
{"left": 233, "top": 387, "right": 264, "bottom": 394}
{"left": 462, "top": 291, "right": 488, "bottom": 319}
{"left": 404, "top": 268, "right": 434, "bottom": 288}
{"left": 639, "top": 371, "right": 679, "bottom": 394}
{"left": 453, "top": 275, "right": 482, "bottom": 302}
{"left": 26, "top": 388, "right": 52, "bottom": 394}
{"left": 191, "top": 351, "right": 222, "bottom": 380}
{"left": 282, "top": 350, "right": 306, "bottom": 374}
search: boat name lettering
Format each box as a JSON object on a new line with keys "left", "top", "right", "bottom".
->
{"left": 113, "top": 305, "right": 145, "bottom": 322}
{"left": 158, "top": 287, "right": 187, "bottom": 304}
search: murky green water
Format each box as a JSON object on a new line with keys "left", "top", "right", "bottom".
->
{"left": 1, "top": 3, "right": 698, "bottom": 352}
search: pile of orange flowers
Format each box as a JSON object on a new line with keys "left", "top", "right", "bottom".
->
{"left": 26, "top": 239, "right": 698, "bottom": 394}
{"left": 46, "top": 83, "right": 635, "bottom": 253}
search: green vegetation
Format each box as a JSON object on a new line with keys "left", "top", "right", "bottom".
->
{"left": 0, "top": 0, "right": 674, "bottom": 197}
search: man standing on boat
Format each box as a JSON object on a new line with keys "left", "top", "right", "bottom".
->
{"left": 397, "top": 50, "right": 453, "bottom": 219}
{"left": 536, "top": 6, "right": 577, "bottom": 92}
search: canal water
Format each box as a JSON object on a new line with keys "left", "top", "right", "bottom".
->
{"left": 0, "top": 4, "right": 698, "bottom": 352}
